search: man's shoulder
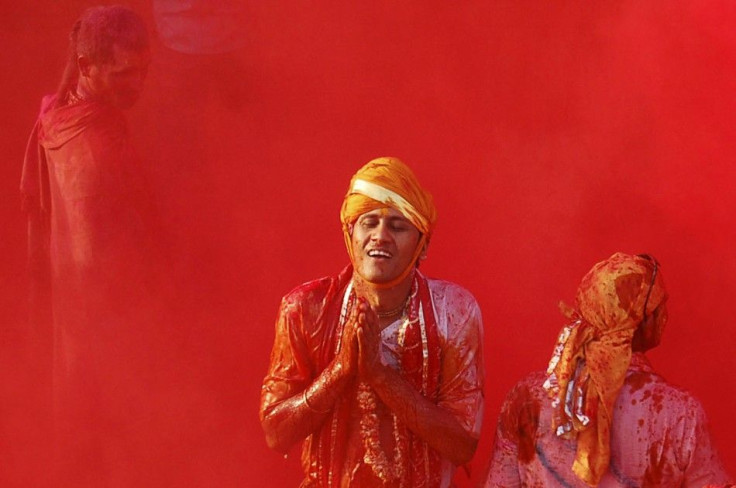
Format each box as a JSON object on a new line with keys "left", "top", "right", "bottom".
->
{"left": 39, "top": 97, "right": 123, "bottom": 149}
{"left": 38, "top": 94, "right": 56, "bottom": 116}
{"left": 640, "top": 377, "right": 703, "bottom": 407}
{"left": 499, "top": 370, "right": 550, "bottom": 422}
{"left": 31, "top": 95, "right": 56, "bottom": 131}
{"left": 280, "top": 271, "right": 348, "bottom": 309}
{"left": 509, "top": 370, "right": 549, "bottom": 399}
{"left": 283, "top": 276, "right": 332, "bottom": 300}
{"left": 625, "top": 361, "right": 698, "bottom": 400}
{"left": 425, "top": 278, "right": 483, "bottom": 338}
{"left": 426, "top": 277, "right": 479, "bottom": 308}
{"left": 277, "top": 272, "right": 349, "bottom": 329}
{"left": 621, "top": 366, "right": 707, "bottom": 419}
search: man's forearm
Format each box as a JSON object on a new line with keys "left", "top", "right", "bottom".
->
{"left": 367, "top": 363, "right": 478, "bottom": 465}
{"left": 261, "top": 359, "right": 352, "bottom": 453}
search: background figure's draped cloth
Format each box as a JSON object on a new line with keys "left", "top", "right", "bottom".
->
{"left": 26, "top": 95, "right": 161, "bottom": 333}
{"left": 340, "top": 157, "right": 437, "bottom": 287}
{"left": 543, "top": 252, "right": 667, "bottom": 486}
{"left": 21, "top": 95, "right": 167, "bottom": 484}
{"left": 21, "top": 96, "right": 55, "bottom": 331}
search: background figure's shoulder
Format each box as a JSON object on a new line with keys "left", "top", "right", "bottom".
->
{"left": 498, "top": 371, "right": 549, "bottom": 437}
{"left": 619, "top": 368, "right": 713, "bottom": 446}
{"left": 496, "top": 371, "right": 548, "bottom": 452}
{"left": 506, "top": 370, "right": 549, "bottom": 404}
{"left": 624, "top": 367, "right": 705, "bottom": 413}
{"left": 39, "top": 94, "right": 56, "bottom": 115}
{"left": 655, "top": 380, "right": 710, "bottom": 419}
{"left": 33, "top": 95, "right": 57, "bottom": 133}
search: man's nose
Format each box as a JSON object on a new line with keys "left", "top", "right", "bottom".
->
{"left": 371, "top": 221, "right": 392, "bottom": 242}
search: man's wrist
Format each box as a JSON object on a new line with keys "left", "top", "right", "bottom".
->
{"left": 303, "top": 387, "right": 331, "bottom": 414}
{"left": 331, "top": 353, "right": 355, "bottom": 380}
{"left": 364, "top": 361, "right": 389, "bottom": 388}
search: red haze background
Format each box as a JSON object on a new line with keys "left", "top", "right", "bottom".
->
{"left": 1, "top": 2, "right": 734, "bottom": 486}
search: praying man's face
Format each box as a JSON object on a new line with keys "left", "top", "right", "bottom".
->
{"left": 350, "top": 207, "right": 423, "bottom": 285}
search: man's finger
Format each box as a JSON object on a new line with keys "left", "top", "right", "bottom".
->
{"left": 356, "top": 328, "right": 365, "bottom": 359}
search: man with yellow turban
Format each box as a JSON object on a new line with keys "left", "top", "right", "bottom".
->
{"left": 260, "top": 157, "right": 485, "bottom": 487}
{"left": 481, "top": 252, "right": 732, "bottom": 487}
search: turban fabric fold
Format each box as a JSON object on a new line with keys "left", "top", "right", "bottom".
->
{"left": 340, "top": 157, "right": 437, "bottom": 287}
{"left": 544, "top": 252, "right": 667, "bottom": 486}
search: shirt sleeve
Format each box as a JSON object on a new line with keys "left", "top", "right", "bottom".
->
{"left": 259, "top": 295, "right": 313, "bottom": 421}
{"left": 680, "top": 397, "right": 732, "bottom": 487}
{"left": 434, "top": 284, "right": 485, "bottom": 439}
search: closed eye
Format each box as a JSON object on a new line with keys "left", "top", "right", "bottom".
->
{"left": 360, "top": 217, "right": 379, "bottom": 228}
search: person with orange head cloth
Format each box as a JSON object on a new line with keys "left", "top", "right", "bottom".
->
{"left": 481, "top": 252, "right": 732, "bottom": 488}
{"left": 261, "top": 157, "right": 485, "bottom": 487}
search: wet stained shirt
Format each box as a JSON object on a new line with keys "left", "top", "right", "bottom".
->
{"left": 483, "top": 353, "right": 731, "bottom": 488}
{"left": 345, "top": 279, "right": 485, "bottom": 487}
{"left": 261, "top": 276, "right": 484, "bottom": 487}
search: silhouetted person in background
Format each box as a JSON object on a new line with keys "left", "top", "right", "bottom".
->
{"left": 481, "top": 252, "right": 732, "bottom": 487}
{"left": 21, "top": 6, "right": 169, "bottom": 486}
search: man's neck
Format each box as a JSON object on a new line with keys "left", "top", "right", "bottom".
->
{"left": 75, "top": 79, "right": 91, "bottom": 101}
{"left": 351, "top": 271, "right": 415, "bottom": 317}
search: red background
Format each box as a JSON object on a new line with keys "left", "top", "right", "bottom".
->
{"left": 1, "top": 2, "right": 734, "bottom": 486}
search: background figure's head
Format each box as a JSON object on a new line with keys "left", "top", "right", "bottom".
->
{"left": 57, "top": 5, "right": 149, "bottom": 109}
{"left": 631, "top": 255, "right": 668, "bottom": 352}
{"left": 575, "top": 252, "right": 668, "bottom": 352}
{"left": 340, "top": 157, "right": 437, "bottom": 288}
{"left": 545, "top": 252, "right": 669, "bottom": 485}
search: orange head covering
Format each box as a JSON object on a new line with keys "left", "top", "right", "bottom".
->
{"left": 543, "top": 252, "right": 667, "bottom": 486}
{"left": 340, "top": 157, "right": 437, "bottom": 287}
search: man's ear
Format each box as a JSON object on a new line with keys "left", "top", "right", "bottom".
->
{"left": 77, "top": 55, "right": 93, "bottom": 78}
{"left": 419, "top": 241, "right": 429, "bottom": 261}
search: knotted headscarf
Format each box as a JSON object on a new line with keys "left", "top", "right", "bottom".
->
{"left": 543, "top": 252, "right": 667, "bottom": 486}
{"left": 340, "top": 157, "right": 437, "bottom": 287}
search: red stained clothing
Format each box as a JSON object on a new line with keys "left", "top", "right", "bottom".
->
{"left": 261, "top": 268, "right": 485, "bottom": 487}
{"left": 482, "top": 353, "right": 731, "bottom": 488}
{"left": 21, "top": 95, "right": 166, "bottom": 485}
{"left": 23, "top": 95, "right": 160, "bottom": 326}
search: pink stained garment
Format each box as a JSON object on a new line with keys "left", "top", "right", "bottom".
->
{"left": 21, "top": 94, "right": 167, "bottom": 486}
{"left": 260, "top": 269, "right": 485, "bottom": 487}
{"left": 23, "top": 95, "right": 161, "bottom": 332}
{"left": 482, "top": 353, "right": 732, "bottom": 488}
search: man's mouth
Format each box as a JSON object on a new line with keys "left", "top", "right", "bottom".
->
{"left": 367, "top": 249, "right": 392, "bottom": 259}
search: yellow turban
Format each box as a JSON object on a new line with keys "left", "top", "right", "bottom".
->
{"left": 544, "top": 252, "right": 667, "bottom": 486}
{"left": 340, "top": 157, "right": 437, "bottom": 286}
